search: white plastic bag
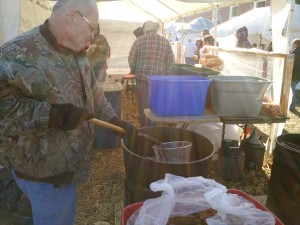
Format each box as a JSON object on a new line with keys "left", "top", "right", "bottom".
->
{"left": 126, "top": 173, "right": 275, "bottom": 225}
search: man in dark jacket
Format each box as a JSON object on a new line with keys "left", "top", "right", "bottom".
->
{"left": 289, "top": 38, "right": 300, "bottom": 110}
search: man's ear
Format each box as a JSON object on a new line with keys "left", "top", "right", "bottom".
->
{"left": 66, "top": 11, "right": 75, "bottom": 25}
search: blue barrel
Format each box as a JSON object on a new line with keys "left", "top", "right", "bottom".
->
{"left": 94, "top": 82, "right": 123, "bottom": 149}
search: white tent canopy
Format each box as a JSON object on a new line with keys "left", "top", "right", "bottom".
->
{"left": 76, "top": 0, "right": 257, "bottom": 23}
{"left": 0, "top": 0, "right": 257, "bottom": 62}
{"left": 210, "top": 5, "right": 300, "bottom": 45}
{"left": 1, "top": 0, "right": 298, "bottom": 55}
{"left": 210, "top": 7, "right": 272, "bottom": 41}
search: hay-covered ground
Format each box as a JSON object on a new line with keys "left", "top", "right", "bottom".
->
{"left": 74, "top": 86, "right": 139, "bottom": 225}
{"left": 74, "top": 86, "right": 300, "bottom": 225}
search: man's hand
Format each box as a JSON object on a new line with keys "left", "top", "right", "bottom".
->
{"left": 49, "top": 104, "right": 94, "bottom": 130}
{"left": 108, "top": 116, "right": 136, "bottom": 139}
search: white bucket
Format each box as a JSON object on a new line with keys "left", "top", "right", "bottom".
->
{"left": 185, "top": 122, "right": 240, "bottom": 160}
{"left": 153, "top": 141, "right": 192, "bottom": 163}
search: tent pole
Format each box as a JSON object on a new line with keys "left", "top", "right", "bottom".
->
{"left": 181, "top": 18, "right": 184, "bottom": 63}
{"left": 213, "top": 5, "right": 218, "bottom": 46}
{"left": 285, "top": 0, "right": 295, "bottom": 52}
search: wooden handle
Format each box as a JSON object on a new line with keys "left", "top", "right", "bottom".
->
{"left": 137, "top": 133, "right": 162, "bottom": 145}
{"left": 89, "top": 118, "right": 125, "bottom": 134}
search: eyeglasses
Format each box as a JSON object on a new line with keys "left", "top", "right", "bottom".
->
{"left": 76, "top": 10, "right": 97, "bottom": 33}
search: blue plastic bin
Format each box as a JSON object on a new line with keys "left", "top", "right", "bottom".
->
{"left": 94, "top": 82, "right": 123, "bottom": 149}
{"left": 147, "top": 75, "right": 211, "bottom": 116}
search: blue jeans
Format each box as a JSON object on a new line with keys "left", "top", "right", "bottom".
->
{"left": 290, "top": 81, "right": 299, "bottom": 110}
{"left": 12, "top": 170, "right": 76, "bottom": 225}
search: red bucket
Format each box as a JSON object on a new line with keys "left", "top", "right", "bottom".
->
{"left": 121, "top": 189, "right": 284, "bottom": 225}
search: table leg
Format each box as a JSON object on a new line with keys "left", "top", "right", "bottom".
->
{"left": 181, "top": 123, "right": 189, "bottom": 129}
{"left": 126, "top": 79, "right": 129, "bottom": 98}
{"left": 244, "top": 124, "right": 248, "bottom": 140}
{"left": 222, "top": 123, "right": 225, "bottom": 140}
{"left": 131, "top": 79, "right": 134, "bottom": 103}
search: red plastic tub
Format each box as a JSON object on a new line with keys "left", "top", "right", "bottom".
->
{"left": 121, "top": 189, "right": 284, "bottom": 225}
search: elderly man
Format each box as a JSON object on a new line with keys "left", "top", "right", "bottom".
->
{"left": 0, "top": 0, "right": 134, "bottom": 224}
{"left": 128, "top": 20, "right": 175, "bottom": 126}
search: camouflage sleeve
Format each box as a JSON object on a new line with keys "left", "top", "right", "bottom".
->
{"left": 0, "top": 44, "right": 59, "bottom": 136}
{"left": 0, "top": 84, "right": 50, "bottom": 136}
{"left": 87, "top": 35, "right": 110, "bottom": 66}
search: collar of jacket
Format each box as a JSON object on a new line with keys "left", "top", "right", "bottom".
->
{"left": 144, "top": 31, "right": 157, "bottom": 35}
{"left": 39, "top": 19, "right": 87, "bottom": 57}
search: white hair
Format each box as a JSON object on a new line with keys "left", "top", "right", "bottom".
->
{"left": 53, "top": 0, "right": 96, "bottom": 12}
{"left": 143, "top": 20, "right": 159, "bottom": 33}
{"left": 292, "top": 38, "right": 300, "bottom": 47}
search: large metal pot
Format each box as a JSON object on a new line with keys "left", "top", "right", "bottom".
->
{"left": 122, "top": 126, "right": 215, "bottom": 205}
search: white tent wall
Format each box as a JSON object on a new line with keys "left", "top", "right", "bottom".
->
{"left": 265, "top": 0, "right": 297, "bottom": 159}
{"left": 99, "top": 19, "right": 143, "bottom": 75}
{"left": 210, "top": 4, "right": 300, "bottom": 50}
{"left": 0, "top": 0, "right": 20, "bottom": 45}
{"left": 19, "top": 0, "right": 52, "bottom": 34}
{"left": 0, "top": 0, "right": 52, "bottom": 46}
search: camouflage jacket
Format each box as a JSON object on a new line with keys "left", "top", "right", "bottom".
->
{"left": 87, "top": 34, "right": 110, "bottom": 70}
{"left": 0, "top": 21, "right": 116, "bottom": 183}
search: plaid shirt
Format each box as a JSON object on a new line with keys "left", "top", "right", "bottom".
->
{"left": 128, "top": 31, "right": 174, "bottom": 80}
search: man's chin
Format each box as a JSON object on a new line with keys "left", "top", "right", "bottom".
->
{"left": 82, "top": 46, "right": 90, "bottom": 51}
{"left": 84, "top": 42, "right": 91, "bottom": 50}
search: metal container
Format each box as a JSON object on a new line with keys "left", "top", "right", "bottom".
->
{"left": 122, "top": 127, "right": 214, "bottom": 205}
{"left": 240, "top": 128, "right": 265, "bottom": 171}
{"left": 153, "top": 141, "right": 192, "bottom": 163}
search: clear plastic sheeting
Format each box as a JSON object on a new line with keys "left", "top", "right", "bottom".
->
{"left": 203, "top": 46, "right": 294, "bottom": 158}
{"left": 204, "top": 46, "right": 290, "bottom": 109}
{"left": 217, "top": 51, "right": 280, "bottom": 102}
{"left": 126, "top": 174, "right": 276, "bottom": 225}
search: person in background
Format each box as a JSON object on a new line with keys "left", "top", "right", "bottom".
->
{"left": 184, "top": 38, "right": 196, "bottom": 65}
{"left": 197, "top": 29, "right": 211, "bottom": 56}
{"left": 129, "top": 26, "right": 143, "bottom": 75}
{"left": 202, "top": 28, "right": 210, "bottom": 38}
{"left": 133, "top": 26, "right": 143, "bottom": 38}
{"left": 200, "top": 34, "right": 215, "bottom": 57}
{"left": 235, "top": 26, "right": 251, "bottom": 48}
{"left": 289, "top": 38, "right": 300, "bottom": 111}
{"left": 128, "top": 20, "right": 175, "bottom": 127}
{"left": 199, "top": 28, "right": 210, "bottom": 47}
{"left": 203, "top": 35, "right": 215, "bottom": 46}
{"left": 0, "top": 0, "right": 134, "bottom": 224}
{"left": 87, "top": 24, "right": 110, "bottom": 82}
{"left": 200, "top": 35, "right": 223, "bottom": 71}
{"left": 195, "top": 38, "right": 202, "bottom": 60}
